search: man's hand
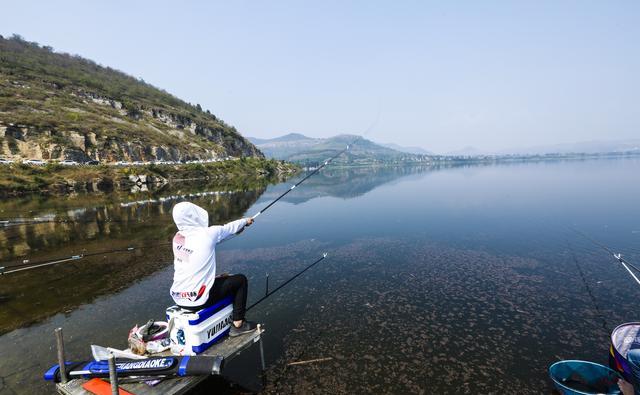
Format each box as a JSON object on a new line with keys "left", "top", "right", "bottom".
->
{"left": 235, "top": 217, "right": 253, "bottom": 235}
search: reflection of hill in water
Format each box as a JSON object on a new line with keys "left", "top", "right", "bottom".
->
{"left": 255, "top": 165, "right": 447, "bottom": 205}
{"left": 0, "top": 186, "right": 265, "bottom": 335}
{"left": 0, "top": 188, "right": 264, "bottom": 261}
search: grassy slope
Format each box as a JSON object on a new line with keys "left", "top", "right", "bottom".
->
{"left": 0, "top": 35, "right": 258, "bottom": 158}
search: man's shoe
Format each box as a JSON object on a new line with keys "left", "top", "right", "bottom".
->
{"left": 229, "top": 321, "right": 258, "bottom": 337}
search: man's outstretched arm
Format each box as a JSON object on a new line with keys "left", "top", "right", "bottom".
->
{"left": 210, "top": 217, "right": 254, "bottom": 243}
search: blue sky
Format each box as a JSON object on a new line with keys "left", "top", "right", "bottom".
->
{"left": 2, "top": 1, "right": 639, "bottom": 153}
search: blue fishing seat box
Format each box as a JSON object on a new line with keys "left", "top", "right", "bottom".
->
{"left": 166, "top": 297, "right": 233, "bottom": 355}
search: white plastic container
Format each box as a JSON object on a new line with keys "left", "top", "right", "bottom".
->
{"left": 166, "top": 296, "right": 233, "bottom": 355}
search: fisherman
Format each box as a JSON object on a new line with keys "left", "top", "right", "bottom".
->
{"left": 170, "top": 201, "right": 257, "bottom": 337}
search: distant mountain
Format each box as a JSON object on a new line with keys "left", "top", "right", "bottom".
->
{"left": 445, "top": 146, "right": 488, "bottom": 156}
{"left": 248, "top": 133, "right": 426, "bottom": 164}
{"left": 248, "top": 133, "right": 322, "bottom": 159}
{"left": 379, "top": 142, "right": 434, "bottom": 155}
{"left": 442, "top": 139, "right": 640, "bottom": 157}
{"left": 248, "top": 133, "right": 313, "bottom": 145}
{"left": 499, "top": 139, "right": 640, "bottom": 155}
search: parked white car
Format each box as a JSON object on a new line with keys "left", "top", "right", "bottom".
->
{"left": 0, "top": 158, "right": 14, "bottom": 165}
{"left": 114, "top": 161, "right": 130, "bottom": 166}
{"left": 59, "top": 160, "right": 79, "bottom": 166}
{"left": 22, "top": 159, "right": 47, "bottom": 165}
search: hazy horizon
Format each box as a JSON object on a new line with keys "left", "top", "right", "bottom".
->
{"left": 248, "top": 131, "right": 640, "bottom": 155}
{"left": 3, "top": 1, "right": 639, "bottom": 153}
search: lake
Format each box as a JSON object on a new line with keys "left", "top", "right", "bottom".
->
{"left": 1, "top": 158, "right": 639, "bottom": 394}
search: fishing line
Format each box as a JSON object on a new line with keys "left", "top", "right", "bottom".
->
{"left": 254, "top": 256, "right": 335, "bottom": 391}
{"left": 251, "top": 143, "right": 356, "bottom": 220}
{"left": 566, "top": 240, "right": 609, "bottom": 331}
{"left": 569, "top": 227, "right": 640, "bottom": 286}
{"left": 251, "top": 107, "right": 379, "bottom": 220}
{"left": 0, "top": 218, "right": 131, "bottom": 228}
{"left": 1, "top": 113, "right": 380, "bottom": 274}
{"left": 247, "top": 253, "right": 328, "bottom": 311}
{"left": 0, "top": 242, "right": 172, "bottom": 275}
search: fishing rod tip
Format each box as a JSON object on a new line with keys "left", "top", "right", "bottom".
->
{"left": 323, "top": 252, "right": 328, "bottom": 258}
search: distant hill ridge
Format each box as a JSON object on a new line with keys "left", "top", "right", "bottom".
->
{"left": 0, "top": 35, "right": 262, "bottom": 162}
{"left": 500, "top": 139, "right": 640, "bottom": 155}
{"left": 444, "top": 139, "right": 640, "bottom": 156}
{"left": 247, "top": 133, "right": 431, "bottom": 164}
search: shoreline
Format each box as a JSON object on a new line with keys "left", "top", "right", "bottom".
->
{"left": 1, "top": 152, "right": 637, "bottom": 196}
{"left": 0, "top": 158, "right": 299, "bottom": 197}
{"left": 301, "top": 151, "right": 640, "bottom": 171}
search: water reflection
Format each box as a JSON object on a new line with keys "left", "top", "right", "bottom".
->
{"left": 0, "top": 189, "right": 264, "bottom": 262}
{"left": 0, "top": 165, "right": 438, "bottom": 336}
{"left": 256, "top": 164, "right": 450, "bottom": 205}
{"left": 2, "top": 159, "right": 637, "bottom": 394}
{"left": 0, "top": 186, "right": 265, "bottom": 335}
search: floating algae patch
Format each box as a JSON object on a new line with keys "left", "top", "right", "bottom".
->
{"left": 260, "top": 237, "right": 620, "bottom": 394}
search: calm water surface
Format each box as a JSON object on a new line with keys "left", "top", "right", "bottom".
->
{"left": 0, "top": 159, "right": 639, "bottom": 394}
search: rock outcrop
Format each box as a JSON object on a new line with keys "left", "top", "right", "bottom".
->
{"left": 0, "top": 35, "right": 263, "bottom": 162}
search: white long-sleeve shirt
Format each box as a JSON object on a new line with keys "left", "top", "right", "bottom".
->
{"left": 169, "top": 202, "right": 249, "bottom": 307}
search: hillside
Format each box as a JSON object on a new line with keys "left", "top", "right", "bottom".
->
{"left": 248, "top": 133, "right": 430, "bottom": 165}
{"left": 0, "top": 35, "right": 262, "bottom": 162}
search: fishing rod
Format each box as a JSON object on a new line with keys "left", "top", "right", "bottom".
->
{"left": 251, "top": 139, "right": 359, "bottom": 220}
{"left": 570, "top": 227, "right": 640, "bottom": 286}
{"left": 249, "top": 106, "right": 380, "bottom": 221}
{"left": 1, "top": 131, "right": 369, "bottom": 274}
{"left": 0, "top": 218, "right": 131, "bottom": 228}
{"left": 0, "top": 242, "right": 172, "bottom": 275}
{"left": 247, "top": 252, "right": 328, "bottom": 311}
{"left": 1, "top": 155, "right": 339, "bottom": 274}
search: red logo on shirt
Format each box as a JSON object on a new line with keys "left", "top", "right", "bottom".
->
{"left": 173, "top": 233, "right": 192, "bottom": 262}
{"left": 171, "top": 284, "right": 207, "bottom": 302}
{"left": 195, "top": 284, "right": 206, "bottom": 301}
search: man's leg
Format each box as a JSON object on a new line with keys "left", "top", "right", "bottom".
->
{"left": 221, "top": 274, "right": 247, "bottom": 326}
{"left": 207, "top": 274, "right": 248, "bottom": 326}
{"left": 206, "top": 274, "right": 256, "bottom": 336}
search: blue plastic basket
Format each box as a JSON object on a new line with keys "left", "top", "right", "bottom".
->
{"left": 549, "top": 360, "right": 622, "bottom": 395}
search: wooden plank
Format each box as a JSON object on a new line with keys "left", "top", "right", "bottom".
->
{"left": 56, "top": 328, "right": 263, "bottom": 395}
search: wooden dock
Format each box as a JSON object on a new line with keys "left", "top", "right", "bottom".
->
{"left": 55, "top": 327, "right": 265, "bottom": 395}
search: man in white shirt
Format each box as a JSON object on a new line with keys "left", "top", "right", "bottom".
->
{"left": 170, "top": 201, "right": 257, "bottom": 337}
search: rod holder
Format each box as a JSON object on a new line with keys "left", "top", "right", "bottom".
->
{"left": 108, "top": 354, "right": 118, "bottom": 395}
{"left": 54, "top": 328, "right": 67, "bottom": 384}
{"left": 259, "top": 336, "right": 266, "bottom": 371}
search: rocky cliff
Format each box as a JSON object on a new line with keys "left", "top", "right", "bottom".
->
{"left": 0, "top": 35, "right": 262, "bottom": 162}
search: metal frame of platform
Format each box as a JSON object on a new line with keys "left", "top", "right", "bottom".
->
{"left": 54, "top": 327, "right": 265, "bottom": 395}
